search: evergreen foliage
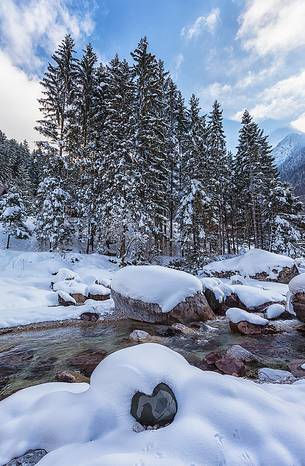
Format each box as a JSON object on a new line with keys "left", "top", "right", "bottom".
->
{"left": 1, "top": 34, "right": 301, "bottom": 265}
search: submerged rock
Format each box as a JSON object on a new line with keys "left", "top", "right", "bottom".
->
{"left": 226, "top": 345, "right": 257, "bottom": 362}
{"left": 130, "top": 383, "right": 177, "bottom": 428}
{"left": 55, "top": 370, "right": 89, "bottom": 384}
{"left": 215, "top": 355, "right": 246, "bottom": 377}
{"left": 69, "top": 349, "right": 107, "bottom": 377}
{"left": 5, "top": 450, "right": 47, "bottom": 466}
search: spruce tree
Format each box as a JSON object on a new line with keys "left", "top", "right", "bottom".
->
{"left": 36, "top": 177, "right": 73, "bottom": 251}
{"left": 131, "top": 38, "right": 169, "bottom": 257}
{"left": 0, "top": 189, "right": 30, "bottom": 248}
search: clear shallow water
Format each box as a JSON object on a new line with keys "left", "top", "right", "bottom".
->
{"left": 0, "top": 318, "right": 305, "bottom": 399}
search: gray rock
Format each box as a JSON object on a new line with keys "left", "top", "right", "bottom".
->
{"left": 5, "top": 450, "right": 47, "bottom": 466}
{"left": 112, "top": 289, "right": 215, "bottom": 324}
{"left": 130, "top": 383, "right": 177, "bottom": 428}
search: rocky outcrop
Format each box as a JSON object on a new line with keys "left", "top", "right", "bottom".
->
{"left": 112, "top": 289, "right": 215, "bottom": 324}
{"left": 5, "top": 450, "right": 47, "bottom": 466}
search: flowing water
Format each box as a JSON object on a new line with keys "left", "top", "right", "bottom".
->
{"left": 0, "top": 318, "right": 305, "bottom": 400}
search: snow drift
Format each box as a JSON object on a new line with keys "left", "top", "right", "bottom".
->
{"left": 2, "top": 344, "right": 305, "bottom": 465}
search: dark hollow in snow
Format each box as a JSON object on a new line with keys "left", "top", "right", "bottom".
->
{"left": 130, "top": 383, "right": 177, "bottom": 428}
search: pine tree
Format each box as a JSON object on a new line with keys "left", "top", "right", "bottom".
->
{"left": 0, "top": 189, "right": 30, "bottom": 248}
{"left": 36, "top": 177, "right": 73, "bottom": 251}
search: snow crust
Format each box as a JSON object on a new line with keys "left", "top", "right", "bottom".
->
{"left": 288, "top": 273, "right": 305, "bottom": 294}
{"left": 201, "top": 248, "right": 295, "bottom": 279}
{"left": 111, "top": 265, "right": 203, "bottom": 312}
{"left": 232, "top": 284, "right": 284, "bottom": 308}
{"left": 2, "top": 344, "right": 305, "bottom": 465}
{"left": 226, "top": 307, "right": 269, "bottom": 325}
{"left": 201, "top": 277, "right": 232, "bottom": 302}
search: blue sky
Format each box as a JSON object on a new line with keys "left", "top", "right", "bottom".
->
{"left": 1, "top": 0, "right": 305, "bottom": 150}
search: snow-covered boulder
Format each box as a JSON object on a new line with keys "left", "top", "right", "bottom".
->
{"left": 288, "top": 273, "right": 305, "bottom": 322}
{"left": 111, "top": 265, "right": 214, "bottom": 324}
{"left": 52, "top": 268, "right": 80, "bottom": 285}
{"left": 57, "top": 290, "right": 76, "bottom": 307}
{"left": 201, "top": 249, "right": 298, "bottom": 283}
{"left": 3, "top": 344, "right": 305, "bottom": 465}
{"left": 54, "top": 280, "right": 87, "bottom": 304}
{"left": 86, "top": 283, "right": 110, "bottom": 301}
{"left": 265, "top": 303, "right": 291, "bottom": 320}
{"left": 201, "top": 277, "right": 285, "bottom": 314}
{"left": 226, "top": 307, "right": 269, "bottom": 335}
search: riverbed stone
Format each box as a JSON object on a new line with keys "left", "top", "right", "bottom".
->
{"left": 129, "top": 329, "right": 151, "bottom": 342}
{"left": 80, "top": 312, "right": 100, "bottom": 322}
{"left": 5, "top": 450, "right": 47, "bottom": 466}
{"left": 69, "top": 349, "right": 107, "bottom": 377}
{"left": 229, "top": 320, "right": 268, "bottom": 336}
{"left": 215, "top": 354, "right": 246, "bottom": 377}
{"left": 130, "top": 383, "right": 177, "bottom": 428}
{"left": 55, "top": 370, "right": 89, "bottom": 384}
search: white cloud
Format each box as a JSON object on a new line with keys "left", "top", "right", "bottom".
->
{"left": 233, "top": 69, "right": 305, "bottom": 121}
{"left": 0, "top": 0, "right": 96, "bottom": 147}
{"left": 181, "top": 8, "right": 220, "bottom": 40}
{"left": 0, "top": 0, "right": 95, "bottom": 72}
{"left": 0, "top": 51, "right": 41, "bottom": 148}
{"left": 237, "top": 0, "right": 305, "bottom": 56}
{"left": 199, "top": 82, "right": 232, "bottom": 108}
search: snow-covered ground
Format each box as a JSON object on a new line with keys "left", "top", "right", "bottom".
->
{"left": 0, "top": 249, "right": 117, "bottom": 328}
{"left": 0, "top": 247, "right": 294, "bottom": 329}
{"left": 2, "top": 343, "right": 305, "bottom": 466}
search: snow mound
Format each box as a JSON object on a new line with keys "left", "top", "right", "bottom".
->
{"left": 266, "top": 303, "right": 286, "bottom": 319}
{"left": 231, "top": 284, "right": 285, "bottom": 308}
{"left": 289, "top": 273, "right": 305, "bottom": 294}
{"left": 52, "top": 268, "right": 80, "bottom": 283}
{"left": 53, "top": 280, "right": 87, "bottom": 296}
{"left": 226, "top": 307, "right": 269, "bottom": 325}
{"left": 111, "top": 265, "right": 202, "bottom": 312}
{"left": 201, "top": 249, "right": 295, "bottom": 280}
{"left": 2, "top": 344, "right": 305, "bottom": 465}
{"left": 201, "top": 277, "right": 232, "bottom": 302}
{"left": 86, "top": 283, "right": 110, "bottom": 296}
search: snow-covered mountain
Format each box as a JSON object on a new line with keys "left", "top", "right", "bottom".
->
{"left": 272, "top": 132, "right": 305, "bottom": 167}
{"left": 272, "top": 133, "right": 305, "bottom": 196}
